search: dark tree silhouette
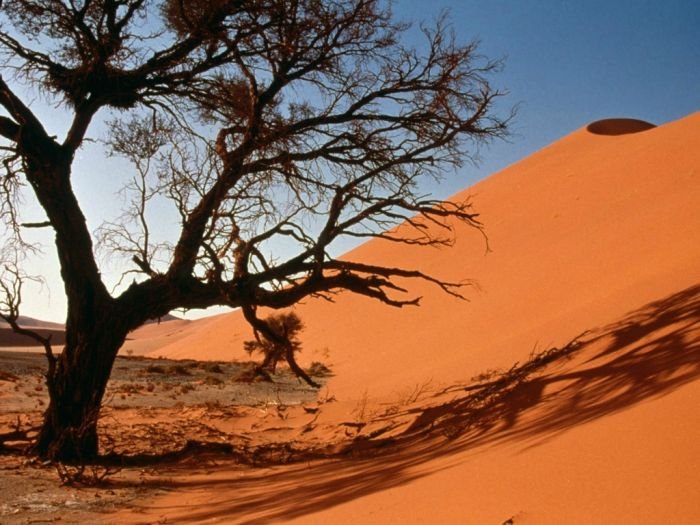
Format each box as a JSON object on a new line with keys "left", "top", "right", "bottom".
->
{"left": 0, "top": 0, "right": 509, "bottom": 461}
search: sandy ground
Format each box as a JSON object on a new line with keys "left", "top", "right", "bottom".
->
{"left": 1, "top": 113, "right": 698, "bottom": 524}
{"left": 111, "top": 284, "right": 700, "bottom": 525}
{"left": 0, "top": 352, "right": 328, "bottom": 524}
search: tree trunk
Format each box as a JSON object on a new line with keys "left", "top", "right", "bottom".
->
{"left": 32, "top": 320, "right": 129, "bottom": 462}
{"left": 285, "top": 344, "right": 319, "bottom": 389}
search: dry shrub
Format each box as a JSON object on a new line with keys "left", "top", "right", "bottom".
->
{"left": 205, "top": 363, "right": 224, "bottom": 374}
{"left": 307, "top": 361, "right": 332, "bottom": 377}
{"left": 117, "top": 382, "right": 143, "bottom": 395}
{"left": 167, "top": 364, "right": 192, "bottom": 376}
{"left": 234, "top": 363, "right": 272, "bottom": 383}
{"left": 244, "top": 312, "right": 303, "bottom": 372}
{"left": 55, "top": 462, "right": 121, "bottom": 487}
{"left": 203, "top": 375, "right": 224, "bottom": 386}
{"left": 0, "top": 370, "right": 19, "bottom": 381}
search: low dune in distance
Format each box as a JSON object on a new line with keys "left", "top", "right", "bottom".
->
{"left": 0, "top": 316, "right": 66, "bottom": 349}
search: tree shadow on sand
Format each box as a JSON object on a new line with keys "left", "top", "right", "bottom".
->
{"left": 123, "top": 283, "right": 700, "bottom": 524}
{"left": 449, "top": 282, "right": 700, "bottom": 450}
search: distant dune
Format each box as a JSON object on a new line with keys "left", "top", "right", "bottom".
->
{"left": 0, "top": 328, "right": 66, "bottom": 348}
{"left": 0, "top": 316, "right": 65, "bottom": 347}
{"left": 0, "top": 315, "right": 63, "bottom": 330}
{"left": 0, "top": 313, "right": 185, "bottom": 350}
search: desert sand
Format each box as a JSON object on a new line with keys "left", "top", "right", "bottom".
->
{"left": 1, "top": 113, "right": 698, "bottom": 524}
{"left": 152, "top": 114, "right": 699, "bottom": 401}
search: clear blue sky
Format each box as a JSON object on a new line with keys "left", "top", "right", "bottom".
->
{"left": 395, "top": 0, "right": 700, "bottom": 195}
{"left": 12, "top": 1, "right": 700, "bottom": 322}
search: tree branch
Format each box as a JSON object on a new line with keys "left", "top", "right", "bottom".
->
{"left": 0, "top": 264, "right": 56, "bottom": 380}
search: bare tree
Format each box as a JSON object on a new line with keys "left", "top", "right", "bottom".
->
{"left": 0, "top": 0, "right": 509, "bottom": 461}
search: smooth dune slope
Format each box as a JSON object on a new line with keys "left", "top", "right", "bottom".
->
{"left": 122, "top": 112, "right": 700, "bottom": 524}
{"left": 154, "top": 113, "right": 700, "bottom": 401}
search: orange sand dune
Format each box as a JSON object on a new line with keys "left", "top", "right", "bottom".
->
{"left": 121, "top": 317, "right": 194, "bottom": 356}
{"left": 126, "top": 312, "right": 248, "bottom": 359}
{"left": 124, "top": 112, "right": 700, "bottom": 524}
{"left": 120, "top": 290, "right": 700, "bottom": 523}
{"left": 155, "top": 112, "right": 700, "bottom": 401}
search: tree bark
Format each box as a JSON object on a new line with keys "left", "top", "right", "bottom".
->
{"left": 285, "top": 344, "right": 319, "bottom": 389}
{"left": 15, "top": 134, "right": 130, "bottom": 462}
{"left": 32, "top": 317, "right": 129, "bottom": 462}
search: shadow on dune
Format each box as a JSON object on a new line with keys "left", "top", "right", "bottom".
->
{"left": 454, "top": 282, "right": 700, "bottom": 450}
{"left": 128, "top": 283, "right": 700, "bottom": 524}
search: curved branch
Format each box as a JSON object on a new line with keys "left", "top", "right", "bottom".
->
{"left": 0, "top": 76, "right": 46, "bottom": 135}
{"left": 0, "top": 265, "right": 56, "bottom": 385}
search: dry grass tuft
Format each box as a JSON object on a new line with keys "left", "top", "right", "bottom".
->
{"left": 307, "top": 361, "right": 332, "bottom": 377}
